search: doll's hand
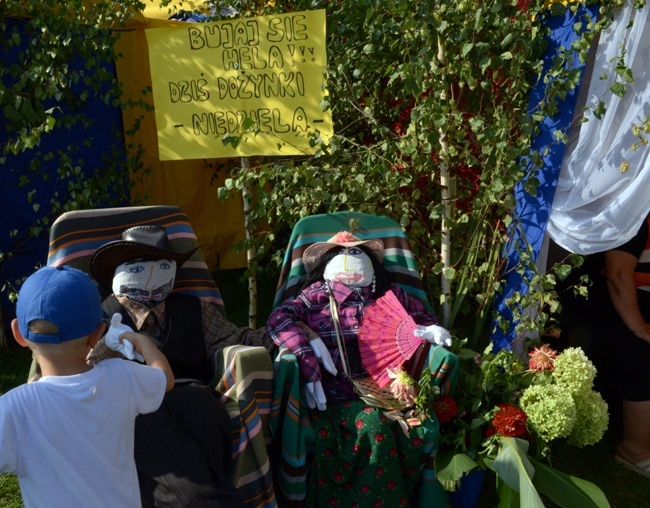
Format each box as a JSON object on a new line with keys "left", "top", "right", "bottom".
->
{"left": 106, "top": 313, "right": 145, "bottom": 362}
{"left": 305, "top": 381, "right": 327, "bottom": 411}
{"left": 310, "top": 338, "right": 338, "bottom": 376}
{"left": 414, "top": 324, "right": 452, "bottom": 347}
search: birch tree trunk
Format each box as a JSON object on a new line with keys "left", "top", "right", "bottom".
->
{"left": 241, "top": 157, "right": 257, "bottom": 329}
{"left": 437, "top": 35, "right": 452, "bottom": 329}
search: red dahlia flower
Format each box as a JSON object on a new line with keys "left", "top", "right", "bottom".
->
{"left": 492, "top": 404, "right": 528, "bottom": 437}
{"left": 432, "top": 395, "right": 458, "bottom": 424}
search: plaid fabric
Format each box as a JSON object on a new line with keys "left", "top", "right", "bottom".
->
{"left": 90, "top": 296, "right": 271, "bottom": 369}
{"left": 267, "top": 282, "right": 436, "bottom": 400}
{"left": 118, "top": 296, "right": 166, "bottom": 339}
{"left": 269, "top": 211, "right": 458, "bottom": 508}
{"left": 42, "top": 205, "right": 277, "bottom": 508}
{"left": 214, "top": 345, "right": 276, "bottom": 508}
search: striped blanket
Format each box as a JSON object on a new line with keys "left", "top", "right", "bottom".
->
{"left": 273, "top": 211, "right": 433, "bottom": 311}
{"left": 269, "top": 211, "right": 459, "bottom": 507}
{"left": 47, "top": 205, "right": 225, "bottom": 310}
{"left": 41, "top": 206, "right": 276, "bottom": 508}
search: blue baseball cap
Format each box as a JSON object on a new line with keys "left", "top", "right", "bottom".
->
{"left": 16, "top": 266, "right": 103, "bottom": 344}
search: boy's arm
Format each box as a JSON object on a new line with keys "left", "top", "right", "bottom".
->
{"left": 119, "top": 332, "right": 175, "bottom": 391}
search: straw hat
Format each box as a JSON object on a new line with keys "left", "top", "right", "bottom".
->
{"left": 302, "top": 231, "right": 384, "bottom": 273}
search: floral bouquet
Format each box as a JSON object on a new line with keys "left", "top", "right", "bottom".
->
{"left": 383, "top": 342, "right": 610, "bottom": 507}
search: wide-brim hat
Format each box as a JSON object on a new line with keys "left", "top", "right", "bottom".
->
{"left": 302, "top": 231, "right": 384, "bottom": 273}
{"left": 90, "top": 225, "right": 200, "bottom": 290}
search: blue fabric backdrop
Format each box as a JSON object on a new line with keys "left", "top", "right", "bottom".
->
{"left": 0, "top": 18, "right": 126, "bottom": 342}
{"left": 492, "top": 3, "right": 600, "bottom": 351}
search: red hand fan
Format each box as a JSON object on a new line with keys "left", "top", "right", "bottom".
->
{"left": 358, "top": 290, "right": 425, "bottom": 388}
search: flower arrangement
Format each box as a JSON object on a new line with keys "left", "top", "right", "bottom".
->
{"left": 425, "top": 341, "right": 611, "bottom": 507}
{"left": 380, "top": 341, "right": 610, "bottom": 506}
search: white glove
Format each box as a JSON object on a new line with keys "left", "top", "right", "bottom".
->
{"left": 414, "top": 324, "right": 452, "bottom": 347}
{"left": 105, "top": 313, "right": 145, "bottom": 362}
{"left": 305, "top": 381, "right": 327, "bottom": 411}
{"left": 310, "top": 338, "right": 338, "bottom": 376}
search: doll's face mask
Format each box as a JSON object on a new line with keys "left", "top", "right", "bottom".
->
{"left": 112, "top": 258, "right": 177, "bottom": 305}
{"left": 323, "top": 247, "right": 374, "bottom": 288}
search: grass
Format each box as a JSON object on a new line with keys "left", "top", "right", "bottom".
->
{"left": 2, "top": 268, "right": 650, "bottom": 507}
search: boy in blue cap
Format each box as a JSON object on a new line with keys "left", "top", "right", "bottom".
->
{"left": 0, "top": 266, "right": 174, "bottom": 508}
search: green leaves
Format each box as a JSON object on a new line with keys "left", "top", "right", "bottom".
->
{"left": 0, "top": 0, "right": 146, "bottom": 297}
{"left": 490, "top": 435, "right": 607, "bottom": 507}
{"left": 434, "top": 447, "right": 480, "bottom": 491}
{"left": 614, "top": 64, "right": 634, "bottom": 83}
{"left": 491, "top": 437, "right": 544, "bottom": 508}
{"left": 530, "top": 458, "right": 610, "bottom": 508}
{"left": 212, "top": 0, "right": 635, "bottom": 355}
{"left": 610, "top": 81, "right": 627, "bottom": 98}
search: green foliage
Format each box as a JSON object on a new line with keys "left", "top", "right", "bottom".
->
{"left": 1, "top": 1, "right": 148, "bottom": 299}
{"left": 1, "top": 0, "right": 639, "bottom": 352}
{"left": 531, "top": 458, "right": 611, "bottom": 508}
{"left": 0, "top": 473, "right": 22, "bottom": 508}
{"left": 212, "top": 0, "right": 635, "bottom": 347}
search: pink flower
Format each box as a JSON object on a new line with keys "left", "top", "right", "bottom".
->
{"left": 387, "top": 366, "right": 417, "bottom": 407}
{"left": 528, "top": 344, "right": 558, "bottom": 371}
{"left": 332, "top": 231, "right": 358, "bottom": 243}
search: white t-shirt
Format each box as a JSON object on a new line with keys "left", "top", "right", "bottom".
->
{"left": 0, "top": 358, "right": 166, "bottom": 508}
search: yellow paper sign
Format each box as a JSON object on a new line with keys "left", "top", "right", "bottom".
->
{"left": 145, "top": 10, "right": 332, "bottom": 160}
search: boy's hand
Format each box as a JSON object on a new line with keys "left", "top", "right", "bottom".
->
{"left": 117, "top": 328, "right": 175, "bottom": 392}
{"left": 106, "top": 313, "right": 145, "bottom": 362}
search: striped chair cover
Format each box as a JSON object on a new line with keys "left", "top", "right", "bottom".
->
{"left": 269, "top": 211, "right": 459, "bottom": 508}
{"left": 273, "top": 211, "right": 433, "bottom": 311}
{"left": 42, "top": 205, "right": 277, "bottom": 508}
{"left": 47, "top": 205, "right": 225, "bottom": 309}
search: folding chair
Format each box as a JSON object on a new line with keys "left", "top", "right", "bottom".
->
{"left": 39, "top": 205, "right": 277, "bottom": 508}
{"left": 268, "top": 211, "right": 459, "bottom": 507}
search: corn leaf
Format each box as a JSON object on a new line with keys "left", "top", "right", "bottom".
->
{"left": 530, "top": 458, "right": 610, "bottom": 508}
{"left": 491, "top": 437, "right": 544, "bottom": 508}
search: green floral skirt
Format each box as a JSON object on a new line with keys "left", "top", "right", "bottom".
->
{"left": 306, "top": 400, "right": 437, "bottom": 508}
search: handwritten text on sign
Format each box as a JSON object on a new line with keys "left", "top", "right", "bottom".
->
{"left": 145, "top": 10, "right": 332, "bottom": 160}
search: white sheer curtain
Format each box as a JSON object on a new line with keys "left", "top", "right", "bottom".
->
{"left": 546, "top": 3, "right": 650, "bottom": 255}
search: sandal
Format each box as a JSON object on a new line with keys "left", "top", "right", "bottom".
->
{"left": 614, "top": 453, "right": 650, "bottom": 480}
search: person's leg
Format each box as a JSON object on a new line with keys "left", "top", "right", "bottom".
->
{"left": 135, "top": 384, "right": 244, "bottom": 508}
{"left": 616, "top": 400, "right": 650, "bottom": 464}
